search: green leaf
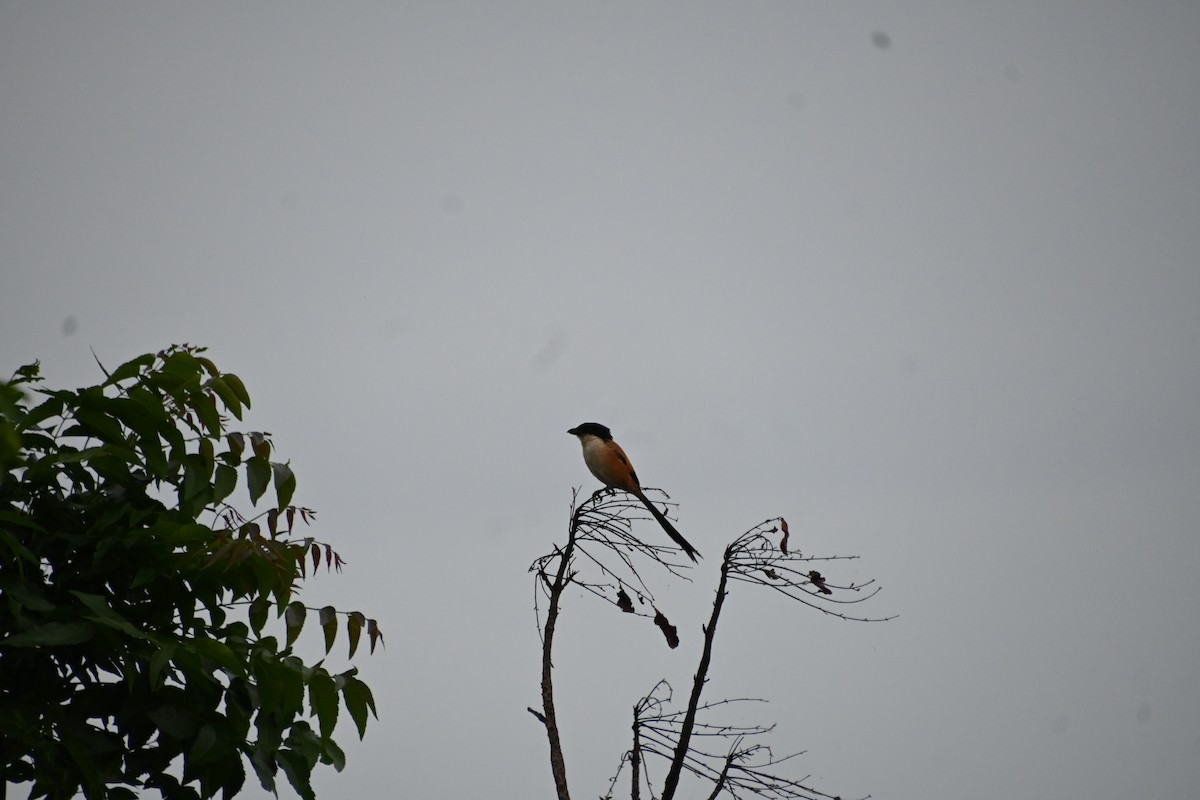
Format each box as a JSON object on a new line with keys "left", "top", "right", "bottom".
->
{"left": 161, "top": 350, "right": 204, "bottom": 386}
{"left": 249, "top": 597, "right": 270, "bottom": 634}
{"left": 284, "top": 601, "right": 306, "bottom": 648}
{"left": 127, "top": 384, "right": 186, "bottom": 458}
{"left": 195, "top": 355, "right": 220, "bottom": 377}
{"left": 190, "top": 724, "right": 218, "bottom": 762}
{"left": 319, "top": 606, "right": 337, "bottom": 655}
{"left": 246, "top": 457, "right": 271, "bottom": 505}
{"left": 227, "top": 431, "right": 245, "bottom": 461}
{"left": 73, "top": 408, "right": 128, "bottom": 446}
{"left": 223, "top": 373, "right": 252, "bottom": 408}
{"left": 209, "top": 745, "right": 247, "bottom": 798}
{"left": 321, "top": 737, "right": 346, "bottom": 771}
{"left": 278, "top": 656, "right": 309, "bottom": 718}
{"left": 42, "top": 445, "right": 111, "bottom": 466}
{"left": 20, "top": 430, "right": 56, "bottom": 452}
{"left": 0, "top": 578, "right": 54, "bottom": 612}
{"left": 272, "top": 462, "right": 296, "bottom": 510}
{"left": 107, "top": 395, "right": 168, "bottom": 476}
{"left": 87, "top": 449, "right": 139, "bottom": 483}
{"left": 249, "top": 431, "right": 271, "bottom": 461}
{"left": 199, "top": 437, "right": 214, "bottom": 474}
{"left": 105, "top": 353, "right": 155, "bottom": 385}
{"left": 213, "top": 463, "right": 238, "bottom": 505}
{"left": 368, "top": 618, "right": 384, "bottom": 654}
{"left": 347, "top": 612, "right": 364, "bottom": 659}
{"left": 20, "top": 394, "right": 65, "bottom": 428}
{"left": 0, "top": 509, "right": 47, "bottom": 534}
{"left": 189, "top": 636, "right": 244, "bottom": 675}
{"left": 194, "top": 391, "right": 222, "bottom": 437}
{"left": 0, "top": 381, "right": 25, "bottom": 421}
{"left": 208, "top": 377, "right": 244, "bottom": 420}
{"left": 271, "top": 570, "right": 293, "bottom": 610}
{"left": 70, "top": 591, "right": 153, "bottom": 640}
{"left": 149, "top": 641, "right": 177, "bottom": 685}
{"left": 2, "top": 621, "right": 95, "bottom": 647}
{"left": 285, "top": 721, "right": 321, "bottom": 763}
{"left": 148, "top": 704, "right": 197, "bottom": 739}
{"left": 182, "top": 453, "right": 213, "bottom": 506}
{"left": 277, "top": 748, "right": 316, "bottom": 800}
{"left": 157, "top": 521, "right": 215, "bottom": 547}
{"left": 0, "top": 419, "right": 21, "bottom": 468}
{"left": 341, "top": 675, "right": 377, "bottom": 739}
{"left": 308, "top": 668, "right": 338, "bottom": 743}
{"left": 0, "top": 531, "right": 37, "bottom": 570}
{"left": 249, "top": 645, "right": 283, "bottom": 716}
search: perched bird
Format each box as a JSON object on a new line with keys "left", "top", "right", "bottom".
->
{"left": 567, "top": 422, "right": 700, "bottom": 562}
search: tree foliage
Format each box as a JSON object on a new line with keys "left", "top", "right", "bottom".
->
{"left": 0, "top": 346, "right": 380, "bottom": 800}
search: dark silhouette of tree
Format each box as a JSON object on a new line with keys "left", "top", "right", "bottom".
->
{"left": 0, "top": 346, "right": 381, "bottom": 800}
{"left": 530, "top": 490, "right": 892, "bottom": 800}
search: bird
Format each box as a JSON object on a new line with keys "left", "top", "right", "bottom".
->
{"left": 567, "top": 422, "right": 700, "bottom": 562}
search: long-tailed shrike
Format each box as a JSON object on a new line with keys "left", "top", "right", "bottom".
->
{"left": 567, "top": 422, "right": 700, "bottom": 562}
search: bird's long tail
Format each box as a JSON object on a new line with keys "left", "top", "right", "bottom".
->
{"left": 634, "top": 490, "right": 700, "bottom": 562}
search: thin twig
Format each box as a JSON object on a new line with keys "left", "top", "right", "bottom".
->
{"left": 538, "top": 494, "right": 581, "bottom": 800}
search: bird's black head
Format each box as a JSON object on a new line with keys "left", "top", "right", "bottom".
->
{"left": 567, "top": 422, "right": 612, "bottom": 440}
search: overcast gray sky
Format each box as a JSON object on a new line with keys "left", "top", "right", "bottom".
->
{"left": 3, "top": 3, "right": 1199, "bottom": 798}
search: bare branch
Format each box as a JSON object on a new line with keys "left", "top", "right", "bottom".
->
{"left": 530, "top": 489, "right": 704, "bottom": 800}
{"left": 724, "top": 520, "right": 896, "bottom": 623}
{"left": 535, "top": 499, "right": 887, "bottom": 800}
{"left": 638, "top": 688, "right": 861, "bottom": 800}
{"left": 660, "top": 549, "right": 731, "bottom": 799}
{"left": 535, "top": 493, "right": 581, "bottom": 800}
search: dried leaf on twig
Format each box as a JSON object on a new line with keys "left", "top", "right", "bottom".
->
{"left": 653, "top": 607, "right": 679, "bottom": 649}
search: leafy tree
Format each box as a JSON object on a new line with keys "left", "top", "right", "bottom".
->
{"left": 0, "top": 346, "right": 381, "bottom": 800}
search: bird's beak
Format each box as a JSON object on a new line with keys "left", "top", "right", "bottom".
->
{"left": 566, "top": 427, "right": 578, "bottom": 435}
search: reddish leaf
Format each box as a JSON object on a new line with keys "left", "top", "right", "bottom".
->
{"left": 311, "top": 542, "right": 320, "bottom": 573}
{"left": 286, "top": 506, "right": 296, "bottom": 533}
{"left": 266, "top": 508, "right": 278, "bottom": 537}
{"left": 780, "top": 517, "right": 790, "bottom": 554}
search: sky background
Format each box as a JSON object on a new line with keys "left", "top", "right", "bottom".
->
{"left": 3, "top": 2, "right": 1199, "bottom": 798}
